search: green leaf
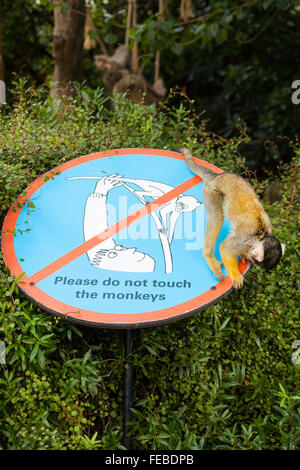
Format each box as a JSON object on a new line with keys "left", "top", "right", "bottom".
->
{"left": 157, "top": 432, "right": 171, "bottom": 439}
{"left": 30, "top": 343, "right": 39, "bottom": 362}
{"left": 37, "top": 349, "right": 45, "bottom": 369}
{"left": 105, "top": 33, "right": 118, "bottom": 45}
{"left": 220, "top": 317, "right": 231, "bottom": 330}
{"left": 171, "top": 45, "right": 183, "bottom": 55}
{"left": 145, "top": 345, "right": 157, "bottom": 356}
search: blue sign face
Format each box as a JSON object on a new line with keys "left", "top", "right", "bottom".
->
{"left": 4, "top": 149, "right": 246, "bottom": 328}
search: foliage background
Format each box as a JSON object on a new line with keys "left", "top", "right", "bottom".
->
{"left": 2, "top": 0, "right": 300, "bottom": 170}
{"left": 0, "top": 86, "right": 299, "bottom": 450}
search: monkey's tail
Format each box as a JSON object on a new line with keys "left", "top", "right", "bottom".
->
{"left": 180, "top": 147, "right": 216, "bottom": 181}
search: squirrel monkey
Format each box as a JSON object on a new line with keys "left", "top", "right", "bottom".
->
{"left": 181, "top": 148, "right": 285, "bottom": 289}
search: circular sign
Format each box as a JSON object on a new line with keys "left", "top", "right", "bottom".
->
{"left": 2, "top": 149, "right": 250, "bottom": 328}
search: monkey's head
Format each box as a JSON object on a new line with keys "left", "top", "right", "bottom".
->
{"left": 175, "top": 195, "right": 201, "bottom": 212}
{"left": 249, "top": 235, "right": 285, "bottom": 270}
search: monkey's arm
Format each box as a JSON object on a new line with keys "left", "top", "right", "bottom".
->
{"left": 159, "top": 204, "right": 169, "bottom": 234}
{"left": 168, "top": 210, "right": 180, "bottom": 244}
{"left": 202, "top": 185, "right": 224, "bottom": 280}
{"left": 135, "top": 190, "right": 162, "bottom": 200}
{"left": 121, "top": 178, "right": 173, "bottom": 198}
{"left": 159, "top": 201, "right": 176, "bottom": 231}
{"left": 83, "top": 193, "right": 111, "bottom": 262}
{"left": 83, "top": 177, "right": 118, "bottom": 261}
{"left": 219, "top": 235, "right": 245, "bottom": 289}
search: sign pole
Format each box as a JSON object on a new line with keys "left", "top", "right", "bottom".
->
{"left": 122, "top": 329, "right": 134, "bottom": 450}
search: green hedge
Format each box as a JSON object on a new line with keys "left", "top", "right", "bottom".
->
{"left": 0, "top": 84, "right": 299, "bottom": 450}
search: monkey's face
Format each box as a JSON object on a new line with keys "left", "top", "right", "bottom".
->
{"left": 175, "top": 196, "right": 201, "bottom": 212}
{"left": 248, "top": 240, "right": 264, "bottom": 265}
{"left": 249, "top": 236, "right": 285, "bottom": 270}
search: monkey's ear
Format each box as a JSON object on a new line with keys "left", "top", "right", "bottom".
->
{"left": 281, "top": 243, "right": 286, "bottom": 255}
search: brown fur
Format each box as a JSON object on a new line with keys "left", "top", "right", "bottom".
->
{"left": 181, "top": 148, "right": 283, "bottom": 288}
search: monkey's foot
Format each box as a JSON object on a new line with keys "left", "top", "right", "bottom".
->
{"left": 231, "top": 275, "right": 244, "bottom": 289}
{"left": 204, "top": 254, "right": 224, "bottom": 280}
{"left": 211, "top": 260, "right": 224, "bottom": 280}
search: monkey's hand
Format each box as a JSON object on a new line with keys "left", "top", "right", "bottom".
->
{"left": 206, "top": 256, "right": 224, "bottom": 280}
{"left": 240, "top": 254, "right": 248, "bottom": 264}
{"left": 94, "top": 175, "right": 122, "bottom": 195}
{"left": 219, "top": 241, "right": 244, "bottom": 289}
{"left": 232, "top": 274, "right": 244, "bottom": 289}
{"left": 213, "top": 262, "right": 224, "bottom": 281}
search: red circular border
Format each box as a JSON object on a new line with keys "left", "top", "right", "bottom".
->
{"left": 1, "top": 149, "right": 251, "bottom": 328}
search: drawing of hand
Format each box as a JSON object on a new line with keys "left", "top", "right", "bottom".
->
{"left": 94, "top": 174, "right": 122, "bottom": 195}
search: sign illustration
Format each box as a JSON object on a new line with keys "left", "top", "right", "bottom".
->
{"left": 71, "top": 173, "right": 201, "bottom": 275}
{"left": 2, "top": 149, "right": 250, "bottom": 328}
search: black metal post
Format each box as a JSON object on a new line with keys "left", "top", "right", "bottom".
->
{"left": 123, "top": 329, "right": 134, "bottom": 450}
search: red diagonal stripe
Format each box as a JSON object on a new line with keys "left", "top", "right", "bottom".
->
{"left": 28, "top": 175, "right": 201, "bottom": 285}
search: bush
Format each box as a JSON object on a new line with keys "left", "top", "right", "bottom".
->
{"left": 0, "top": 84, "right": 299, "bottom": 450}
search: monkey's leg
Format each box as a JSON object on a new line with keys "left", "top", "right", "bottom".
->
{"left": 219, "top": 236, "right": 244, "bottom": 289}
{"left": 202, "top": 186, "right": 224, "bottom": 280}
